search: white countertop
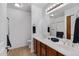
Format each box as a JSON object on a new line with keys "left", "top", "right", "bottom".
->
{"left": 33, "top": 34, "right": 79, "bottom": 56}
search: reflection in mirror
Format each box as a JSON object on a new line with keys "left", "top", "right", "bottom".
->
{"left": 66, "top": 16, "right": 71, "bottom": 39}
{"left": 50, "top": 16, "right": 65, "bottom": 38}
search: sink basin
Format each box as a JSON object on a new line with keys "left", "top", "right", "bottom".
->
{"left": 51, "top": 38, "right": 59, "bottom": 42}
{"left": 48, "top": 36, "right": 65, "bottom": 45}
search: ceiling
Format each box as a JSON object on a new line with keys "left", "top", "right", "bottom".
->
{"left": 7, "top": 3, "right": 53, "bottom": 12}
{"left": 8, "top": 3, "right": 78, "bottom": 18}
{"left": 49, "top": 3, "right": 79, "bottom": 18}
{"left": 7, "top": 3, "right": 31, "bottom": 12}
{"left": 32, "top": 3, "right": 53, "bottom": 9}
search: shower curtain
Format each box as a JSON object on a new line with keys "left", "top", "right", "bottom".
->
{"left": 73, "top": 17, "right": 79, "bottom": 43}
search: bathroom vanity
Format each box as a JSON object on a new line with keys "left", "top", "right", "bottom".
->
{"left": 33, "top": 34, "right": 79, "bottom": 56}
{"left": 33, "top": 38, "right": 64, "bottom": 56}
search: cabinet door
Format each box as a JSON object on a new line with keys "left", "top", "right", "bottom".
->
{"left": 40, "top": 43, "right": 47, "bottom": 56}
{"left": 33, "top": 38, "right": 37, "bottom": 54}
{"left": 47, "top": 46, "right": 57, "bottom": 56}
{"left": 36, "top": 40, "right": 41, "bottom": 56}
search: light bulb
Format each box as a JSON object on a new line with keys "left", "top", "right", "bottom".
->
{"left": 51, "top": 14, "right": 54, "bottom": 16}
{"left": 15, "top": 3, "right": 20, "bottom": 7}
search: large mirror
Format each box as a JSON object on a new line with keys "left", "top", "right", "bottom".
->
{"left": 47, "top": 3, "right": 79, "bottom": 41}
{"left": 49, "top": 16, "right": 65, "bottom": 38}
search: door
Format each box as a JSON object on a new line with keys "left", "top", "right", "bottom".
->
{"left": 66, "top": 16, "right": 71, "bottom": 39}
{"left": 0, "top": 3, "right": 7, "bottom": 56}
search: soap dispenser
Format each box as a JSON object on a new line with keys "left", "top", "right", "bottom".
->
{"left": 47, "top": 26, "right": 50, "bottom": 36}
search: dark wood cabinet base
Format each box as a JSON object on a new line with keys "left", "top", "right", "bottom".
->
{"left": 47, "top": 46, "right": 57, "bottom": 56}
{"left": 33, "top": 38, "right": 64, "bottom": 56}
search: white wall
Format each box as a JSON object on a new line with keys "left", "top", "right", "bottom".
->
{"left": 7, "top": 8, "right": 31, "bottom": 49}
{"left": 0, "top": 3, "right": 7, "bottom": 55}
{"left": 31, "top": 5, "right": 50, "bottom": 52}
{"left": 32, "top": 5, "right": 50, "bottom": 37}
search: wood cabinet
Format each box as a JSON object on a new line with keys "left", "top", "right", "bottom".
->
{"left": 33, "top": 38, "right": 37, "bottom": 54}
{"left": 33, "top": 38, "right": 41, "bottom": 56}
{"left": 36, "top": 40, "right": 41, "bottom": 56}
{"left": 33, "top": 38, "right": 64, "bottom": 56}
{"left": 40, "top": 43, "right": 47, "bottom": 56}
{"left": 57, "top": 52, "right": 64, "bottom": 56}
{"left": 47, "top": 46, "right": 57, "bottom": 56}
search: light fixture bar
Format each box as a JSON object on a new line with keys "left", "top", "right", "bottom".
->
{"left": 47, "top": 3, "right": 63, "bottom": 12}
{"left": 46, "top": 3, "right": 69, "bottom": 15}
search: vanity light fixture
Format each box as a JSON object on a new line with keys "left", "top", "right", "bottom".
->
{"left": 46, "top": 3, "right": 59, "bottom": 12}
{"left": 46, "top": 3, "right": 69, "bottom": 15}
{"left": 45, "top": 3, "right": 57, "bottom": 14}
